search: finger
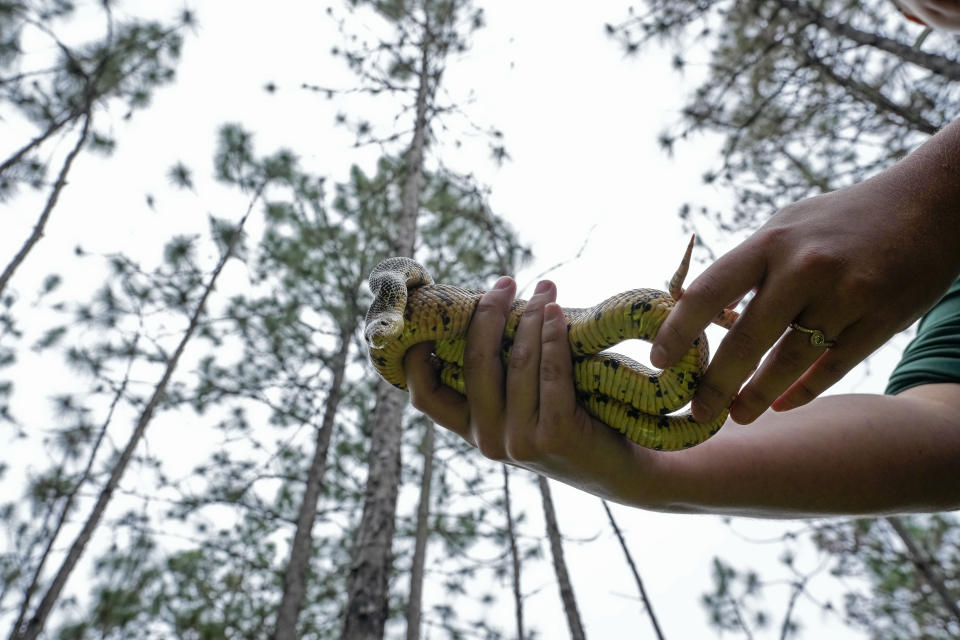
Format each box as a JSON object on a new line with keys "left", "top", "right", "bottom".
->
{"left": 651, "top": 246, "right": 766, "bottom": 369}
{"left": 505, "top": 280, "right": 555, "bottom": 425}
{"left": 772, "top": 320, "right": 886, "bottom": 411}
{"left": 690, "top": 283, "right": 805, "bottom": 422}
{"left": 463, "top": 276, "right": 516, "bottom": 440}
{"left": 538, "top": 301, "right": 578, "bottom": 426}
{"left": 405, "top": 342, "right": 470, "bottom": 437}
{"left": 728, "top": 324, "right": 830, "bottom": 424}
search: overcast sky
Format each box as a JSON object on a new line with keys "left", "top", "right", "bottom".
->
{"left": 2, "top": 1, "right": 921, "bottom": 637}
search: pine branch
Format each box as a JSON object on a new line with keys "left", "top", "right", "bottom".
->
{"left": 779, "top": 577, "right": 807, "bottom": 640}
{"left": 805, "top": 53, "right": 940, "bottom": 135}
{"left": 602, "top": 500, "right": 666, "bottom": 640}
{"left": 0, "top": 110, "right": 80, "bottom": 178}
{"left": 502, "top": 466, "right": 526, "bottom": 640}
{"left": 778, "top": 0, "right": 960, "bottom": 81}
{"left": 0, "top": 112, "right": 92, "bottom": 298}
{"left": 538, "top": 476, "right": 586, "bottom": 640}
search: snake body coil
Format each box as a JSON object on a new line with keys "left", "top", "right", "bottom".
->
{"left": 365, "top": 245, "right": 733, "bottom": 451}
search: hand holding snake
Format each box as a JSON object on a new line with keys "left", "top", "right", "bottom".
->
{"left": 651, "top": 123, "right": 960, "bottom": 426}
{"left": 365, "top": 238, "right": 737, "bottom": 451}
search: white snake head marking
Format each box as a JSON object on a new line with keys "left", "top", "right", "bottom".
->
{"left": 365, "top": 312, "right": 404, "bottom": 349}
{"left": 365, "top": 256, "right": 431, "bottom": 351}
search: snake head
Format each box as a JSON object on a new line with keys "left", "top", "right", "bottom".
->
{"left": 365, "top": 311, "right": 404, "bottom": 349}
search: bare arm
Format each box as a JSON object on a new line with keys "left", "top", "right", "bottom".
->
{"left": 404, "top": 283, "right": 960, "bottom": 518}
{"left": 652, "top": 385, "right": 960, "bottom": 517}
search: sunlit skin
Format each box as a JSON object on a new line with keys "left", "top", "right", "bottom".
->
{"left": 403, "top": 118, "right": 960, "bottom": 517}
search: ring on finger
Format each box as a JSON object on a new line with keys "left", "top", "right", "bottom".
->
{"left": 788, "top": 322, "right": 836, "bottom": 348}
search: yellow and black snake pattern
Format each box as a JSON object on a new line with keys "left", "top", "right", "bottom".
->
{"left": 364, "top": 239, "right": 736, "bottom": 451}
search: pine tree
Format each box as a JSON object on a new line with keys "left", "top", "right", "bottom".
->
{"left": 327, "top": 2, "right": 492, "bottom": 638}
{"left": 0, "top": 1, "right": 192, "bottom": 296}
{"left": 4, "top": 124, "right": 279, "bottom": 640}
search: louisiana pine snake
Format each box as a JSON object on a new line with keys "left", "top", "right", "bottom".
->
{"left": 364, "top": 238, "right": 736, "bottom": 451}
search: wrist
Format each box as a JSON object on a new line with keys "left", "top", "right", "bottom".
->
{"left": 886, "top": 119, "right": 960, "bottom": 270}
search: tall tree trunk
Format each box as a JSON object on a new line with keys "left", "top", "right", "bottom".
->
{"left": 340, "top": 18, "right": 433, "bottom": 640}
{"left": 404, "top": 422, "right": 435, "bottom": 640}
{"left": 394, "top": 33, "right": 431, "bottom": 258}
{"left": 341, "top": 382, "right": 407, "bottom": 639}
{"left": 885, "top": 516, "right": 960, "bottom": 626}
{"left": 503, "top": 466, "right": 525, "bottom": 640}
{"left": 272, "top": 326, "right": 353, "bottom": 640}
{"left": 538, "top": 476, "right": 586, "bottom": 640}
{"left": 0, "top": 113, "right": 91, "bottom": 298}
{"left": 601, "top": 501, "right": 665, "bottom": 640}
{"left": 12, "top": 192, "right": 257, "bottom": 640}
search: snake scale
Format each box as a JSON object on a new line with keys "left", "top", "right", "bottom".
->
{"left": 364, "top": 238, "right": 737, "bottom": 451}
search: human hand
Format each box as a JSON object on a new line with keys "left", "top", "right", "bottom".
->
{"left": 650, "top": 169, "right": 960, "bottom": 425}
{"left": 404, "top": 277, "right": 665, "bottom": 504}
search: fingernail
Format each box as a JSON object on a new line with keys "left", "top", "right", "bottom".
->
{"left": 691, "top": 400, "right": 718, "bottom": 424}
{"left": 534, "top": 280, "right": 551, "bottom": 294}
{"left": 729, "top": 405, "right": 757, "bottom": 425}
{"left": 494, "top": 276, "right": 513, "bottom": 290}
{"left": 771, "top": 396, "right": 795, "bottom": 412}
{"left": 650, "top": 344, "right": 667, "bottom": 368}
{"left": 543, "top": 302, "right": 564, "bottom": 322}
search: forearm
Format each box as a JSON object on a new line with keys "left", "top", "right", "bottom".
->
{"left": 636, "top": 388, "right": 960, "bottom": 517}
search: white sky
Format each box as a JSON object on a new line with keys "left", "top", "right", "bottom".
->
{"left": 2, "top": 1, "right": 923, "bottom": 637}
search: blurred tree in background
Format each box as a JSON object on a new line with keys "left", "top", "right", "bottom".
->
{"left": 608, "top": 0, "right": 959, "bottom": 235}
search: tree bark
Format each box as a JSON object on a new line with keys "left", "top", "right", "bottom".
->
{"left": 272, "top": 327, "right": 353, "bottom": 640}
{"left": 341, "top": 382, "right": 407, "bottom": 640}
{"left": 538, "top": 476, "right": 586, "bottom": 640}
{"left": 404, "top": 422, "right": 435, "bottom": 640}
{"left": 601, "top": 501, "right": 665, "bottom": 640}
{"left": 12, "top": 191, "right": 257, "bottom": 640}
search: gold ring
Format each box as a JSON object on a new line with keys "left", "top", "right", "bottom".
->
{"left": 789, "top": 322, "right": 836, "bottom": 348}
